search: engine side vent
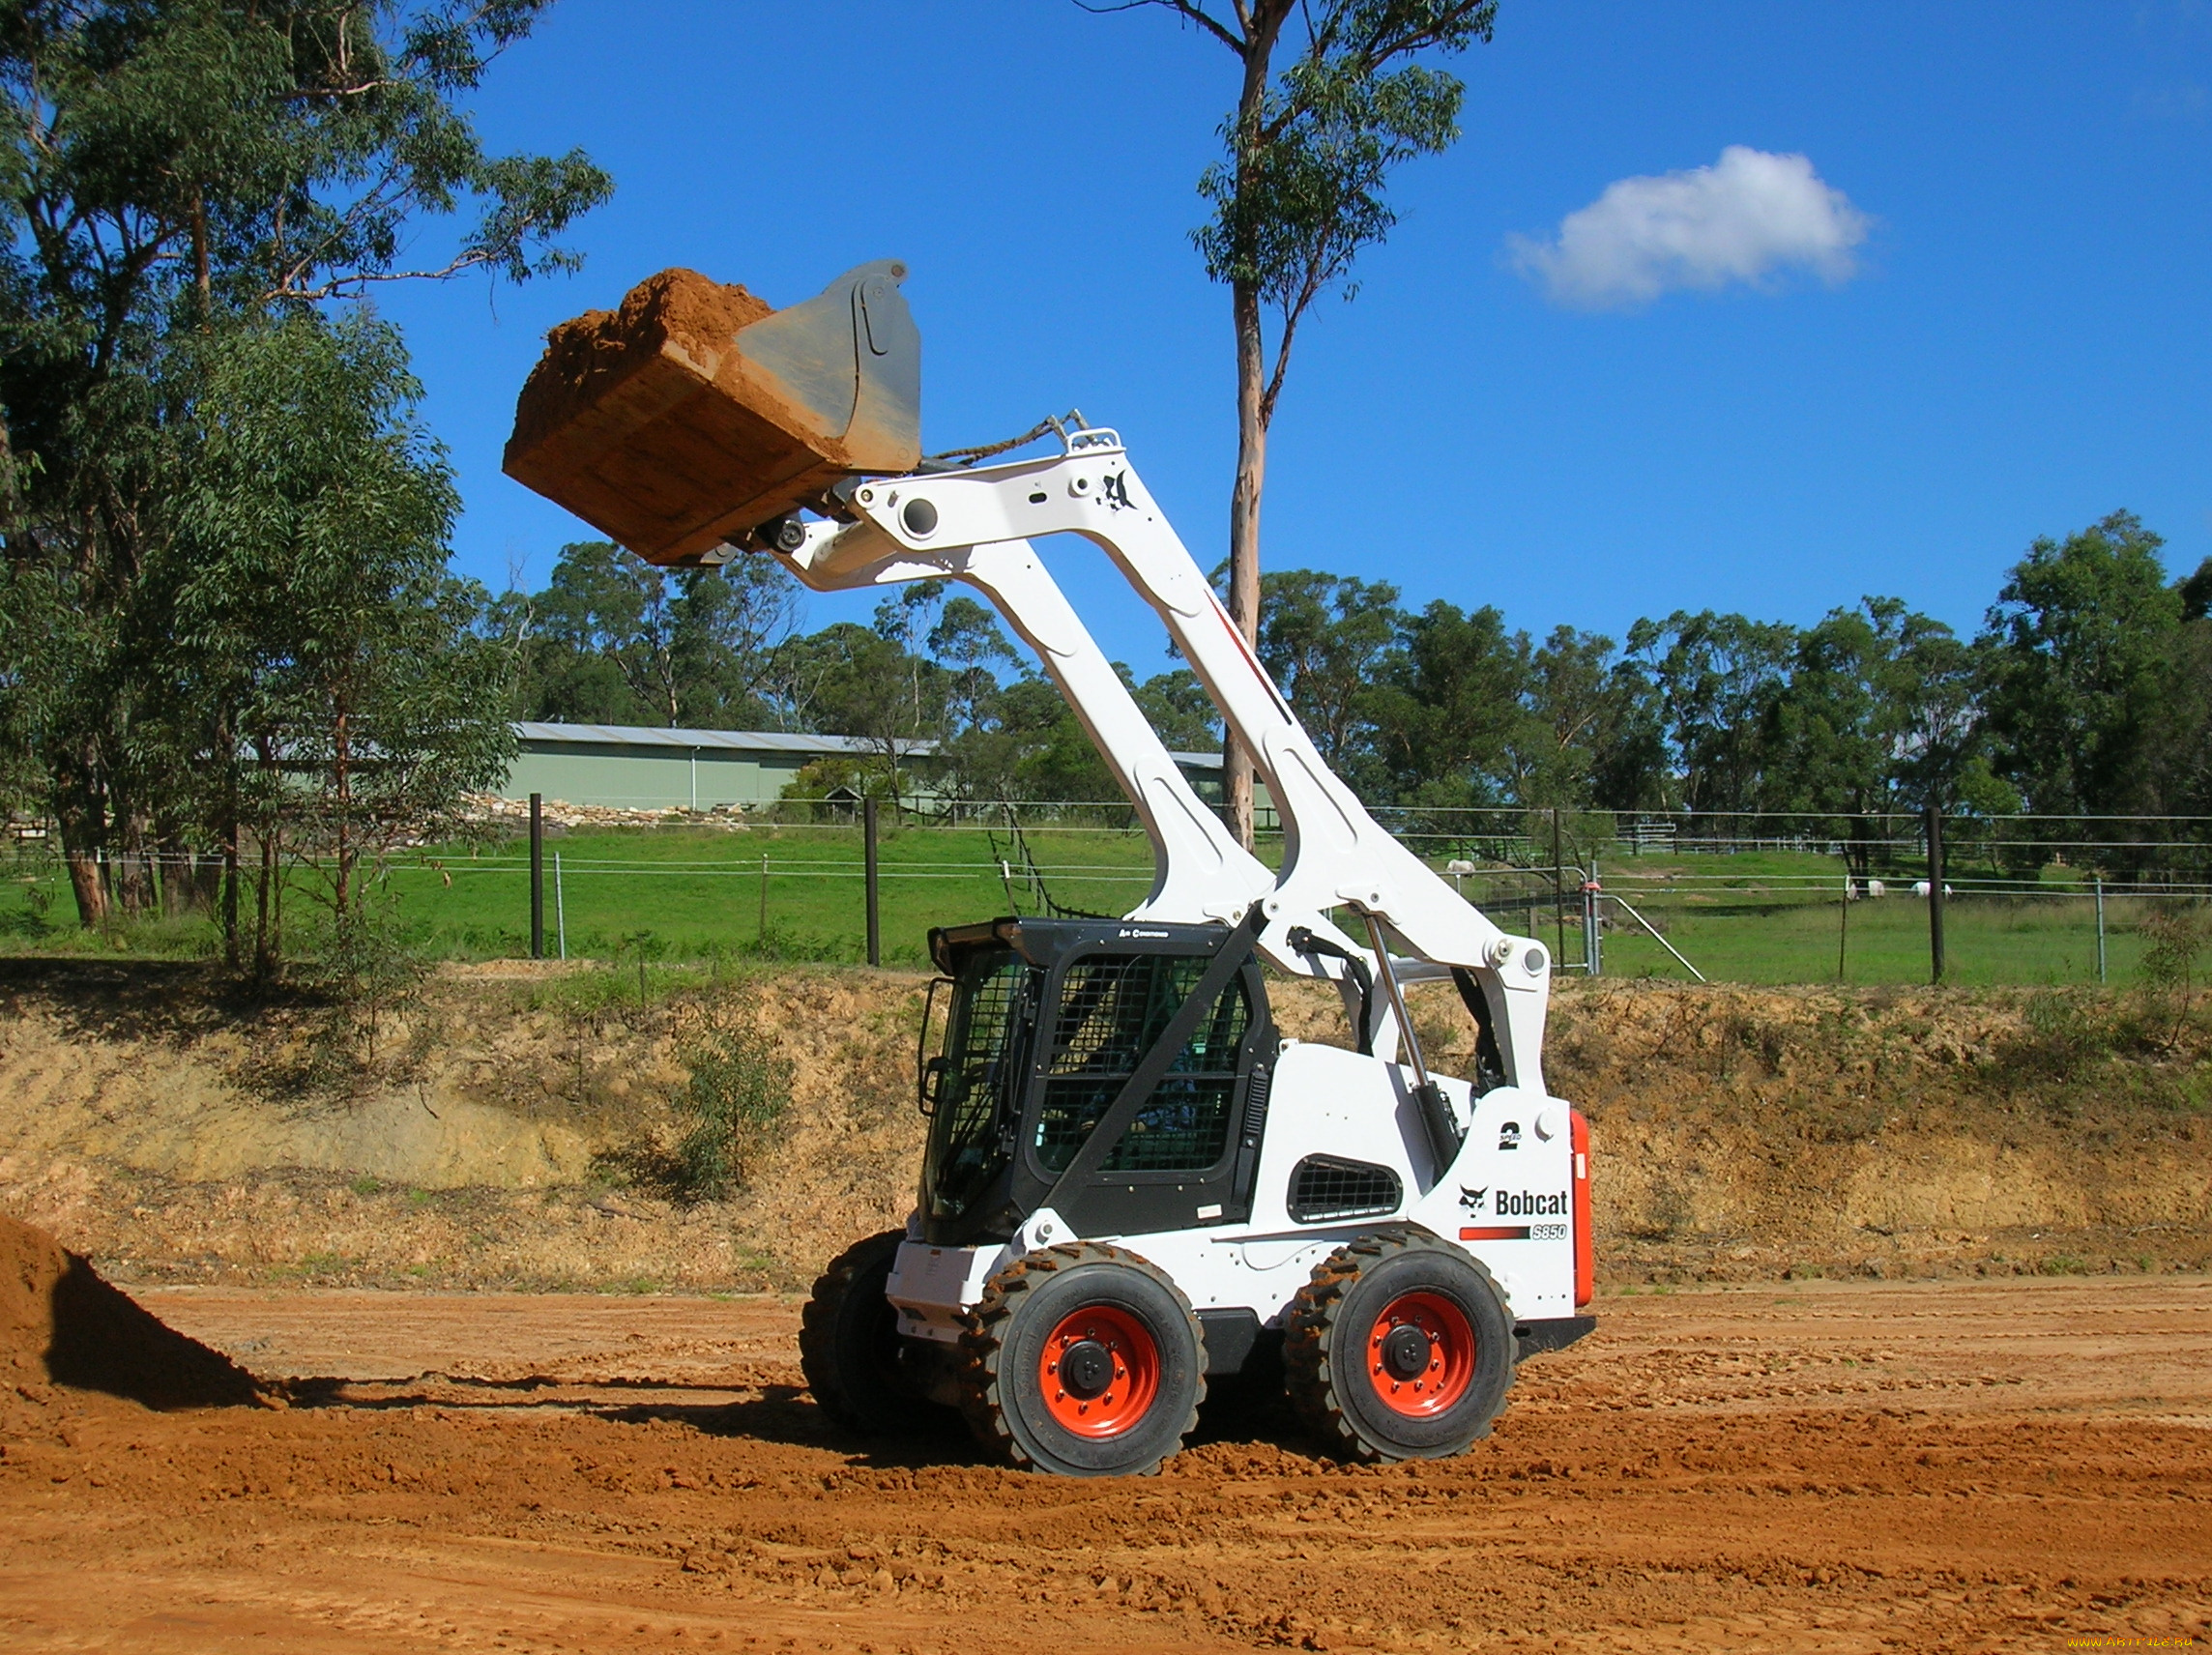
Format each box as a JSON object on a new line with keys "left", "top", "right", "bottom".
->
{"left": 1287, "top": 1155, "right": 1403, "bottom": 1225}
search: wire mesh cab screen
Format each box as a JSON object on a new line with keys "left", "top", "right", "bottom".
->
{"left": 920, "top": 947, "right": 1033, "bottom": 1224}
{"left": 1032, "top": 952, "right": 1252, "bottom": 1176}
{"left": 1287, "top": 1154, "right": 1403, "bottom": 1224}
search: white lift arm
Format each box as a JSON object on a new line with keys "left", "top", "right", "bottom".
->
{"left": 830, "top": 428, "right": 1553, "bottom": 1093}
{"left": 771, "top": 517, "right": 1387, "bottom": 1037}
{"left": 777, "top": 524, "right": 1257, "bottom": 923}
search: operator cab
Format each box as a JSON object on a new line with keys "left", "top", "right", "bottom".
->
{"left": 917, "top": 916, "right": 1277, "bottom": 1248}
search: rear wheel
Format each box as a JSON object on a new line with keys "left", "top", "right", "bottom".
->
{"left": 957, "top": 1241, "right": 1205, "bottom": 1477}
{"left": 1284, "top": 1229, "right": 1514, "bottom": 1464}
{"left": 800, "top": 1231, "right": 942, "bottom": 1437}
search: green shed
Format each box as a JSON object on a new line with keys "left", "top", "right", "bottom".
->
{"left": 504, "top": 723, "right": 930, "bottom": 812}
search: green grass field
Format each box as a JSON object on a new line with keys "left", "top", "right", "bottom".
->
{"left": 397, "top": 822, "right": 1179, "bottom": 966}
{"left": 0, "top": 827, "right": 2175, "bottom": 987}
{"left": 0, "top": 823, "right": 1177, "bottom": 970}
{"left": 1551, "top": 848, "right": 2153, "bottom": 988}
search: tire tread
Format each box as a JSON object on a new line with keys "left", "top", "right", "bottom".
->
{"left": 1283, "top": 1227, "right": 1510, "bottom": 1464}
{"left": 957, "top": 1241, "right": 1206, "bottom": 1475}
{"left": 800, "top": 1229, "right": 908, "bottom": 1434}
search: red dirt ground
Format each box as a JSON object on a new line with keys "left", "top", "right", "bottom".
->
{"left": 1, "top": 1272, "right": 2206, "bottom": 1653}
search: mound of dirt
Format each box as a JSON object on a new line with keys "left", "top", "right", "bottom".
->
{"left": 507, "top": 268, "right": 774, "bottom": 461}
{"left": 1, "top": 1211, "right": 261, "bottom": 1408}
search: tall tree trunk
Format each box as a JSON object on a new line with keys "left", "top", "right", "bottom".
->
{"left": 219, "top": 707, "right": 242, "bottom": 967}
{"left": 51, "top": 746, "right": 110, "bottom": 926}
{"left": 1224, "top": 276, "right": 1268, "bottom": 850}
{"left": 190, "top": 186, "right": 211, "bottom": 310}
{"left": 333, "top": 703, "right": 353, "bottom": 920}
{"left": 1847, "top": 814, "right": 1874, "bottom": 893}
{"left": 154, "top": 818, "right": 192, "bottom": 916}
{"left": 252, "top": 739, "right": 278, "bottom": 980}
{"left": 112, "top": 800, "right": 157, "bottom": 915}
{"left": 1219, "top": 13, "right": 1288, "bottom": 852}
{"left": 253, "top": 825, "right": 277, "bottom": 981}
{"left": 62, "top": 843, "right": 107, "bottom": 927}
{"left": 222, "top": 830, "right": 241, "bottom": 968}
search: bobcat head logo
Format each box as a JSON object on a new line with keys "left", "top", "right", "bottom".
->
{"left": 1459, "top": 1186, "right": 1487, "bottom": 1213}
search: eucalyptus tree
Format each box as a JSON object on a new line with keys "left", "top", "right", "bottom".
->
{"left": 1978, "top": 511, "right": 2200, "bottom": 871}
{"left": 1090, "top": 0, "right": 1497, "bottom": 844}
{"left": 1254, "top": 567, "right": 1399, "bottom": 778}
{"left": 0, "top": 0, "right": 609, "bottom": 924}
{"left": 1622, "top": 611, "right": 1800, "bottom": 820}
{"left": 509, "top": 541, "right": 796, "bottom": 730}
{"left": 156, "top": 311, "right": 512, "bottom": 973}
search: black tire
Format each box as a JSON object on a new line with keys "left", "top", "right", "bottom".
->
{"left": 956, "top": 1242, "right": 1206, "bottom": 1477}
{"left": 800, "top": 1230, "right": 942, "bottom": 1437}
{"left": 1284, "top": 1228, "right": 1515, "bottom": 1464}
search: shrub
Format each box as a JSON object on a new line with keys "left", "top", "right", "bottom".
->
{"left": 671, "top": 995, "right": 794, "bottom": 1202}
{"left": 1995, "top": 991, "right": 2118, "bottom": 1082}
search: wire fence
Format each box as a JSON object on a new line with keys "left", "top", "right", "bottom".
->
{"left": 4, "top": 803, "right": 2207, "bottom": 987}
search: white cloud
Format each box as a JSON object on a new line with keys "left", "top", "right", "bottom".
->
{"left": 1507, "top": 146, "right": 1872, "bottom": 309}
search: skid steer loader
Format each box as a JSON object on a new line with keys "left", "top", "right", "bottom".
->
{"left": 507, "top": 261, "right": 1594, "bottom": 1477}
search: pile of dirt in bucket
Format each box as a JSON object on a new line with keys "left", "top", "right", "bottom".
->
{"left": 1, "top": 1211, "right": 261, "bottom": 1409}
{"left": 507, "top": 268, "right": 775, "bottom": 461}
{"left": 505, "top": 268, "right": 830, "bottom": 566}
{"left": 504, "top": 261, "right": 922, "bottom": 566}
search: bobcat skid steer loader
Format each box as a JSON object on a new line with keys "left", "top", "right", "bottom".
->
{"left": 506, "top": 261, "right": 1594, "bottom": 1477}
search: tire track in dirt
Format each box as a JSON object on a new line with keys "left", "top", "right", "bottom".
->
{"left": 1, "top": 1278, "right": 2206, "bottom": 1653}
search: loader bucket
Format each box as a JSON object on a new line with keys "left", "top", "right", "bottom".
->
{"left": 503, "top": 261, "right": 921, "bottom": 566}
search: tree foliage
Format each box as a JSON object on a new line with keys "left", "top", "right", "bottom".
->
{"left": 158, "top": 311, "right": 512, "bottom": 967}
{"left": 504, "top": 561, "right": 1223, "bottom": 814}
{"left": 0, "top": 0, "right": 606, "bottom": 951}
{"left": 1181, "top": 0, "right": 1494, "bottom": 422}
{"left": 500, "top": 505, "right": 2205, "bottom": 878}
{"left": 500, "top": 540, "right": 795, "bottom": 730}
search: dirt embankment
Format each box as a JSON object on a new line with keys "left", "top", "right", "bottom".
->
{"left": 1501, "top": 979, "right": 2211, "bottom": 1282}
{"left": 0, "top": 959, "right": 2204, "bottom": 1292}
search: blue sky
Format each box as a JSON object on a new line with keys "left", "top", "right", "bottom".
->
{"left": 379, "top": 0, "right": 2212, "bottom": 674}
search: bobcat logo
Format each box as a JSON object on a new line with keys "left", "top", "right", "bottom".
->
{"left": 1458, "top": 1186, "right": 1488, "bottom": 1213}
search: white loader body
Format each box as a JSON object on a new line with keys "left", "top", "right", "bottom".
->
{"left": 761, "top": 427, "right": 1591, "bottom": 1358}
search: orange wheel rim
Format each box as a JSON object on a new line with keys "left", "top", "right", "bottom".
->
{"left": 1037, "top": 1304, "right": 1160, "bottom": 1438}
{"left": 1365, "top": 1290, "right": 1475, "bottom": 1417}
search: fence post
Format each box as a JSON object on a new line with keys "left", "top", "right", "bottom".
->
{"left": 1590, "top": 856, "right": 1602, "bottom": 976}
{"left": 529, "top": 793, "right": 544, "bottom": 960}
{"left": 2095, "top": 878, "right": 2107, "bottom": 984}
{"left": 863, "top": 795, "right": 881, "bottom": 968}
{"left": 554, "top": 851, "right": 566, "bottom": 961}
{"left": 1552, "top": 807, "right": 1567, "bottom": 965}
{"left": 758, "top": 853, "right": 769, "bottom": 942}
{"left": 1838, "top": 865, "right": 1849, "bottom": 981}
{"left": 1925, "top": 802, "right": 1946, "bottom": 984}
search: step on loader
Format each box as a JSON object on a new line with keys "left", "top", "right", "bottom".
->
{"left": 507, "top": 260, "right": 1595, "bottom": 1477}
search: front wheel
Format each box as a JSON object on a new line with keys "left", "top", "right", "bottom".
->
{"left": 1284, "top": 1229, "right": 1515, "bottom": 1464}
{"left": 956, "top": 1241, "right": 1206, "bottom": 1477}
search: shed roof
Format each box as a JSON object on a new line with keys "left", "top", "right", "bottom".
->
{"left": 509, "top": 721, "right": 1220, "bottom": 770}
{"left": 511, "top": 722, "right": 934, "bottom": 757}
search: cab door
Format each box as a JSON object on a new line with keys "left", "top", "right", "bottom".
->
{"left": 1018, "top": 945, "right": 1277, "bottom": 1236}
